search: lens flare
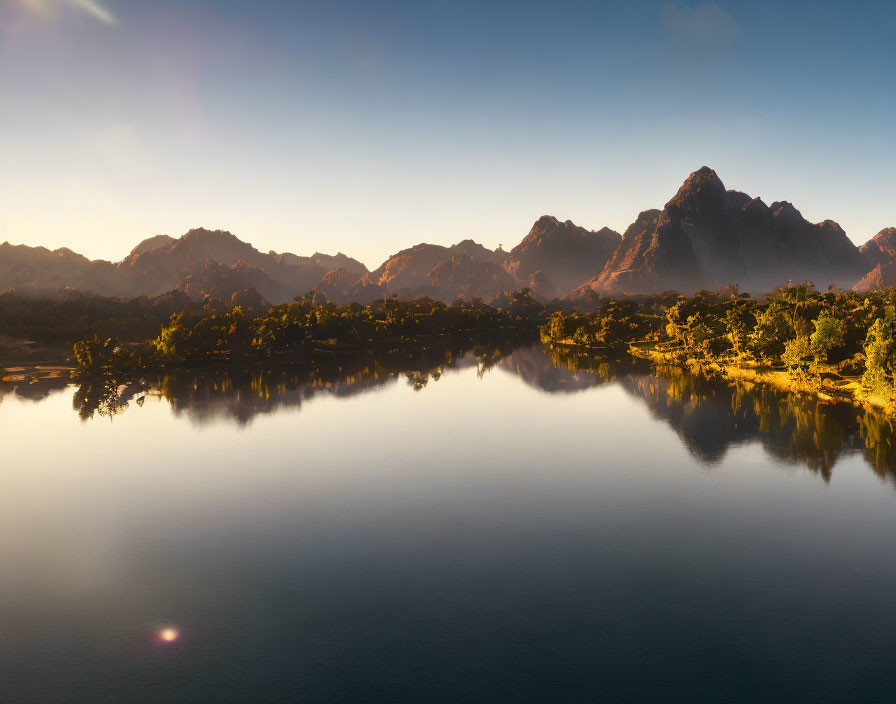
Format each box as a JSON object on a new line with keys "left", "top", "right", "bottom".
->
{"left": 18, "top": 0, "right": 116, "bottom": 24}
{"left": 68, "top": 0, "right": 116, "bottom": 25}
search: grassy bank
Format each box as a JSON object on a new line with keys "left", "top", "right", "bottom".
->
{"left": 627, "top": 340, "right": 893, "bottom": 414}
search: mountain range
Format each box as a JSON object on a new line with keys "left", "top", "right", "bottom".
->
{"left": 2, "top": 167, "right": 893, "bottom": 307}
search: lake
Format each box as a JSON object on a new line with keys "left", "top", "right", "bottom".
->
{"left": 3, "top": 343, "right": 896, "bottom": 703}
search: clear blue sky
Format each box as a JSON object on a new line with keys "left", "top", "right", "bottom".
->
{"left": 1, "top": 0, "right": 893, "bottom": 267}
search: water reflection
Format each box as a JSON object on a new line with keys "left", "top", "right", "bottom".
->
{"left": 76, "top": 335, "right": 530, "bottom": 425}
{"left": 0, "top": 367, "right": 69, "bottom": 403}
{"left": 6, "top": 339, "right": 896, "bottom": 479}
{"left": 544, "top": 347, "right": 896, "bottom": 483}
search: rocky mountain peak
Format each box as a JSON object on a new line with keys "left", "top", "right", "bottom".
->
{"left": 858, "top": 227, "right": 896, "bottom": 269}
{"left": 532, "top": 215, "right": 562, "bottom": 229}
{"left": 769, "top": 201, "right": 805, "bottom": 225}
{"left": 506, "top": 215, "right": 621, "bottom": 296}
{"left": 128, "top": 234, "right": 176, "bottom": 258}
{"left": 871, "top": 227, "right": 896, "bottom": 245}
{"left": 669, "top": 166, "right": 725, "bottom": 202}
{"left": 574, "top": 167, "right": 869, "bottom": 299}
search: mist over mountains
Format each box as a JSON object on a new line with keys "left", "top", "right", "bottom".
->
{"left": 2, "top": 168, "right": 893, "bottom": 308}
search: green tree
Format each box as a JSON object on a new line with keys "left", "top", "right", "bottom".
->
{"left": 782, "top": 336, "right": 813, "bottom": 369}
{"left": 73, "top": 335, "right": 119, "bottom": 373}
{"left": 862, "top": 316, "right": 896, "bottom": 400}
{"left": 749, "top": 301, "right": 793, "bottom": 364}
{"left": 723, "top": 300, "right": 756, "bottom": 358}
{"left": 153, "top": 313, "right": 191, "bottom": 360}
{"left": 809, "top": 311, "right": 844, "bottom": 363}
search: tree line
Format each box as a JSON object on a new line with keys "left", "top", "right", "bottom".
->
{"left": 542, "top": 284, "right": 896, "bottom": 403}
{"left": 73, "top": 290, "right": 548, "bottom": 373}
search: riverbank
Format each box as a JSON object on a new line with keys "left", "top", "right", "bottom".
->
{"left": 627, "top": 341, "right": 893, "bottom": 414}
{"left": 0, "top": 335, "right": 71, "bottom": 366}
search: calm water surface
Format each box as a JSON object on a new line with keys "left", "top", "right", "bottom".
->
{"left": 2, "top": 344, "right": 896, "bottom": 702}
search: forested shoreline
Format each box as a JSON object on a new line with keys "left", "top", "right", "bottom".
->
{"left": 542, "top": 283, "right": 896, "bottom": 411}
{"left": 70, "top": 290, "right": 547, "bottom": 374}
{"left": 9, "top": 279, "right": 896, "bottom": 416}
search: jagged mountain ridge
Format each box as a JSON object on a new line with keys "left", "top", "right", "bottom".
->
{"left": 858, "top": 228, "right": 896, "bottom": 269}
{"left": 851, "top": 229, "right": 896, "bottom": 292}
{"left": 2, "top": 167, "right": 891, "bottom": 306}
{"left": 1, "top": 228, "right": 370, "bottom": 304}
{"left": 568, "top": 167, "right": 874, "bottom": 300}
{"left": 0, "top": 212, "right": 624, "bottom": 305}
{"left": 505, "top": 216, "right": 621, "bottom": 295}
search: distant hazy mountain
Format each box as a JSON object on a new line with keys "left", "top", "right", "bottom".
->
{"left": 119, "top": 228, "right": 368, "bottom": 301}
{"left": 425, "top": 254, "right": 516, "bottom": 302}
{"left": 1, "top": 228, "right": 368, "bottom": 304}
{"left": 343, "top": 221, "right": 619, "bottom": 304}
{"left": 0, "top": 242, "right": 120, "bottom": 294}
{"left": 345, "top": 240, "right": 516, "bottom": 303}
{"left": 312, "top": 268, "right": 386, "bottom": 305}
{"left": 127, "top": 234, "right": 176, "bottom": 257}
{"left": 368, "top": 243, "right": 466, "bottom": 293}
{"left": 175, "top": 260, "right": 287, "bottom": 304}
{"left": 505, "top": 216, "right": 621, "bottom": 296}
{"left": 567, "top": 167, "right": 871, "bottom": 300}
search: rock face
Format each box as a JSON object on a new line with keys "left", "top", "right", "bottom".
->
{"left": 176, "top": 260, "right": 289, "bottom": 304}
{"left": 449, "top": 239, "right": 508, "bottom": 266}
{"left": 425, "top": 255, "right": 516, "bottom": 302}
{"left": 121, "top": 228, "right": 341, "bottom": 299}
{"left": 312, "top": 268, "right": 386, "bottom": 304}
{"left": 571, "top": 167, "right": 870, "bottom": 298}
{"left": 858, "top": 228, "right": 896, "bottom": 269}
{"left": 311, "top": 252, "right": 367, "bottom": 276}
{"left": 368, "top": 243, "right": 459, "bottom": 293}
{"left": 330, "top": 221, "right": 622, "bottom": 304}
{"left": 853, "top": 262, "right": 896, "bottom": 293}
{"left": 505, "top": 216, "right": 621, "bottom": 296}
{"left": 527, "top": 270, "right": 559, "bottom": 300}
{"left": 363, "top": 240, "right": 513, "bottom": 302}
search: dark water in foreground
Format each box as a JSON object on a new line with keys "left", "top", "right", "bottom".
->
{"left": 3, "top": 343, "right": 896, "bottom": 703}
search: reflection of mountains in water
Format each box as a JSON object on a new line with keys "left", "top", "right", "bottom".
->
{"left": 500, "top": 343, "right": 667, "bottom": 394}
{"left": 41, "top": 340, "right": 896, "bottom": 480}
{"left": 503, "top": 346, "right": 896, "bottom": 482}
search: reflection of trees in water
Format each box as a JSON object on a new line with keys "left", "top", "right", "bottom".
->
{"left": 72, "top": 379, "right": 145, "bottom": 420}
{"left": 74, "top": 334, "right": 533, "bottom": 425}
{"left": 67, "top": 338, "right": 896, "bottom": 480}
{"left": 857, "top": 414, "right": 896, "bottom": 480}
{"left": 0, "top": 373, "right": 69, "bottom": 403}
{"left": 621, "top": 365, "right": 896, "bottom": 482}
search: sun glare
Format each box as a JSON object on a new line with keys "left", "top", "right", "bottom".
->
{"left": 159, "top": 627, "right": 179, "bottom": 643}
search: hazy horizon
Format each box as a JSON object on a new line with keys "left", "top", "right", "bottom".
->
{"left": 2, "top": 0, "right": 894, "bottom": 268}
